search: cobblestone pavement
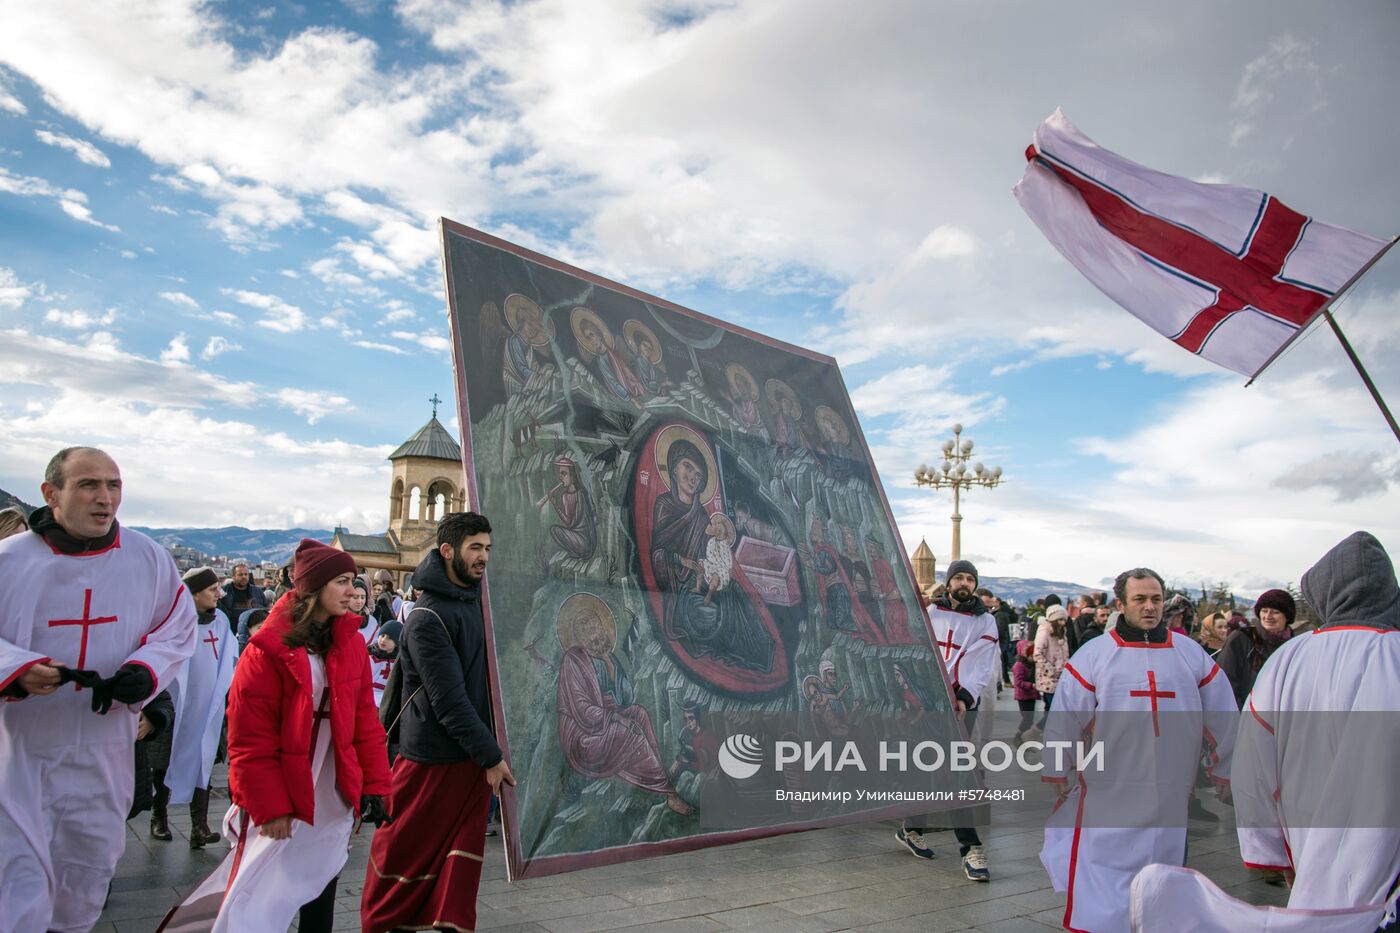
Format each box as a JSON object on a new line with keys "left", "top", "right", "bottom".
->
{"left": 99, "top": 713, "right": 1289, "bottom": 932}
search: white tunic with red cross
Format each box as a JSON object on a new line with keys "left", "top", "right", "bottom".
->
{"left": 1038, "top": 627, "right": 1238, "bottom": 933}
{"left": 1233, "top": 625, "right": 1400, "bottom": 916}
{"left": 927, "top": 603, "right": 999, "bottom": 707}
{"left": 0, "top": 525, "right": 196, "bottom": 933}
{"left": 165, "top": 608, "right": 239, "bottom": 805}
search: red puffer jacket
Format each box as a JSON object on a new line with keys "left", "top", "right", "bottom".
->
{"left": 227, "top": 593, "right": 391, "bottom": 827}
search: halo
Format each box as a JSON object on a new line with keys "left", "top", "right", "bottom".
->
{"left": 653, "top": 424, "right": 719, "bottom": 504}
{"left": 814, "top": 405, "right": 850, "bottom": 445}
{"left": 622, "top": 320, "right": 662, "bottom": 363}
{"left": 765, "top": 378, "right": 801, "bottom": 420}
{"left": 801, "top": 675, "right": 823, "bottom": 697}
{"left": 570, "top": 306, "right": 615, "bottom": 353}
{"left": 555, "top": 592, "right": 616, "bottom": 654}
{"left": 708, "top": 512, "right": 736, "bottom": 544}
{"left": 503, "top": 294, "right": 552, "bottom": 347}
{"left": 725, "top": 362, "right": 758, "bottom": 399}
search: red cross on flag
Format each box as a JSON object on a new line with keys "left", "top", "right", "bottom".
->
{"left": 1014, "top": 110, "right": 1391, "bottom": 377}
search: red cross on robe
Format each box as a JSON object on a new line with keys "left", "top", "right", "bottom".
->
{"left": 47, "top": 588, "right": 118, "bottom": 686}
{"left": 202, "top": 628, "right": 221, "bottom": 660}
{"left": 936, "top": 629, "right": 961, "bottom": 660}
{"left": 1130, "top": 669, "right": 1178, "bottom": 737}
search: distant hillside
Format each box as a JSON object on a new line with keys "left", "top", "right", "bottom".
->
{"left": 936, "top": 571, "right": 1100, "bottom": 607}
{"left": 0, "top": 487, "right": 37, "bottom": 514}
{"left": 129, "top": 526, "right": 335, "bottom": 565}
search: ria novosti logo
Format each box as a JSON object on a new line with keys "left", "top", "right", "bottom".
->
{"left": 718, "top": 733, "right": 764, "bottom": 779}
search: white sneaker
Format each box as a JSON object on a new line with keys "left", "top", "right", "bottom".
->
{"left": 962, "top": 845, "right": 990, "bottom": 882}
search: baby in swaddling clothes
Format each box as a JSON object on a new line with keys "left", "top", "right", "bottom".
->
{"left": 694, "top": 512, "right": 736, "bottom": 605}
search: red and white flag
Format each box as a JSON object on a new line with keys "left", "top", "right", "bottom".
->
{"left": 1014, "top": 110, "right": 1390, "bottom": 377}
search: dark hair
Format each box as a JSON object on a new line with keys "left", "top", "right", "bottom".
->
{"left": 244, "top": 609, "right": 269, "bottom": 634}
{"left": 437, "top": 511, "right": 492, "bottom": 548}
{"left": 44, "top": 446, "right": 106, "bottom": 488}
{"left": 975, "top": 587, "right": 993, "bottom": 599}
{"left": 1043, "top": 593, "right": 1062, "bottom": 607}
{"left": 1113, "top": 567, "right": 1166, "bottom": 603}
{"left": 282, "top": 591, "right": 333, "bottom": 654}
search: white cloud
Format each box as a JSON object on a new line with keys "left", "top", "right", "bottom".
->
{"left": 201, "top": 335, "right": 240, "bottom": 359}
{"left": 43, "top": 307, "right": 117, "bottom": 329}
{"left": 0, "top": 89, "right": 25, "bottom": 114}
{"left": 222, "top": 288, "right": 307, "bottom": 333}
{"left": 35, "top": 128, "right": 111, "bottom": 168}
{"left": 0, "top": 167, "right": 119, "bottom": 231}
{"left": 160, "top": 333, "right": 191, "bottom": 363}
{"left": 1273, "top": 450, "right": 1399, "bottom": 502}
{"left": 353, "top": 339, "right": 406, "bottom": 354}
{"left": 0, "top": 267, "right": 35, "bottom": 310}
{"left": 381, "top": 306, "right": 416, "bottom": 323}
{"left": 1230, "top": 34, "right": 1327, "bottom": 148}
{"left": 208, "top": 310, "right": 240, "bottom": 326}
{"left": 160, "top": 290, "right": 199, "bottom": 309}
{"left": 0, "top": 327, "right": 259, "bottom": 408}
{"left": 274, "top": 387, "right": 354, "bottom": 424}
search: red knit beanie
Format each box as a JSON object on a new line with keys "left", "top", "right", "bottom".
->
{"left": 292, "top": 539, "right": 358, "bottom": 595}
{"left": 1254, "top": 588, "right": 1296, "bottom": 626}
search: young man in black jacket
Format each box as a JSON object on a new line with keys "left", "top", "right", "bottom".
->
{"left": 361, "top": 512, "right": 515, "bottom": 933}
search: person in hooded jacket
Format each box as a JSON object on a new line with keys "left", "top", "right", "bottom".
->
{"left": 159, "top": 539, "right": 392, "bottom": 933}
{"left": 1229, "top": 532, "right": 1400, "bottom": 921}
{"left": 1032, "top": 604, "right": 1070, "bottom": 735}
{"left": 349, "top": 576, "right": 378, "bottom": 646}
{"left": 361, "top": 512, "right": 515, "bottom": 933}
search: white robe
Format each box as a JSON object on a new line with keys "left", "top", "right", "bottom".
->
{"left": 1039, "top": 628, "right": 1238, "bottom": 933}
{"left": 927, "top": 604, "right": 999, "bottom": 707}
{"left": 1129, "top": 864, "right": 1397, "bottom": 933}
{"left": 165, "top": 609, "right": 239, "bottom": 804}
{"left": 1234, "top": 626, "right": 1400, "bottom": 912}
{"left": 158, "top": 655, "right": 353, "bottom": 932}
{"left": 0, "top": 527, "right": 196, "bottom": 933}
{"left": 370, "top": 654, "right": 396, "bottom": 709}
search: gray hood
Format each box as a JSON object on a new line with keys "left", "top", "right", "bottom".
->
{"left": 1301, "top": 531, "right": 1400, "bottom": 631}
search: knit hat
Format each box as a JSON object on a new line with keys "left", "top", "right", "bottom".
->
{"left": 1044, "top": 604, "right": 1067, "bottom": 622}
{"left": 945, "top": 559, "right": 978, "bottom": 585}
{"left": 376, "top": 619, "right": 403, "bottom": 644}
{"left": 292, "top": 539, "right": 358, "bottom": 595}
{"left": 1254, "top": 588, "right": 1296, "bottom": 626}
{"left": 352, "top": 576, "right": 370, "bottom": 600}
{"left": 372, "top": 568, "right": 395, "bottom": 587}
{"left": 182, "top": 566, "right": 219, "bottom": 595}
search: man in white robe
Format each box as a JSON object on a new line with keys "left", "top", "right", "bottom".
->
{"left": 1040, "top": 567, "right": 1237, "bottom": 933}
{"left": 0, "top": 447, "right": 196, "bottom": 933}
{"left": 897, "top": 558, "right": 999, "bottom": 881}
{"left": 165, "top": 566, "right": 238, "bottom": 848}
{"left": 1233, "top": 531, "right": 1400, "bottom": 917}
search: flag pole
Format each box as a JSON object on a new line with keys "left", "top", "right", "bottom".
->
{"left": 1321, "top": 308, "right": 1400, "bottom": 445}
{"left": 1245, "top": 234, "right": 1399, "bottom": 389}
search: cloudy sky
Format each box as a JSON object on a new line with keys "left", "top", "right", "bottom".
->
{"left": 1, "top": 1, "right": 1396, "bottom": 593}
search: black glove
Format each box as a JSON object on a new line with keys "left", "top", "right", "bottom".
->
{"left": 359, "top": 795, "right": 393, "bottom": 827}
{"left": 58, "top": 666, "right": 103, "bottom": 688}
{"left": 89, "top": 664, "right": 155, "bottom": 715}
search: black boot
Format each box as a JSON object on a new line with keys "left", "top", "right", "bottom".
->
{"left": 150, "top": 783, "right": 172, "bottom": 841}
{"left": 188, "top": 787, "right": 221, "bottom": 849}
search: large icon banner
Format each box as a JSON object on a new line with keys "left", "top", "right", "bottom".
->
{"left": 441, "top": 219, "right": 971, "bottom": 879}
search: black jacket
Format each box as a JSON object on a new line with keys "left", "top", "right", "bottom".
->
{"left": 396, "top": 549, "right": 502, "bottom": 768}
{"left": 129, "top": 690, "right": 175, "bottom": 818}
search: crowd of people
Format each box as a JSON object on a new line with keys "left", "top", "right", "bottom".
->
{"left": 0, "top": 446, "right": 1396, "bottom": 933}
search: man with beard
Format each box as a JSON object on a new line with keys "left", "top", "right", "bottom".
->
{"left": 895, "top": 559, "right": 997, "bottom": 882}
{"left": 362, "top": 512, "right": 515, "bottom": 933}
{"left": 1039, "top": 567, "right": 1237, "bottom": 933}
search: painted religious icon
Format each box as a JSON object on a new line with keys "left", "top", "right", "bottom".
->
{"left": 441, "top": 218, "right": 963, "bottom": 880}
{"left": 536, "top": 456, "right": 596, "bottom": 559}
{"left": 622, "top": 319, "right": 669, "bottom": 395}
{"left": 554, "top": 593, "right": 693, "bottom": 815}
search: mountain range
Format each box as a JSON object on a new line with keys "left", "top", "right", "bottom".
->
{"left": 129, "top": 526, "right": 335, "bottom": 565}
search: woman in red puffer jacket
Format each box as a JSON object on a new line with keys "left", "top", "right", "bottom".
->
{"left": 162, "top": 539, "right": 392, "bottom": 933}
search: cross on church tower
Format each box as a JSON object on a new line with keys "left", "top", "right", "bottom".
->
{"left": 429, "top": 393, "right": 443, "bottom": 419}
{"left": 1129, "top": 670, "right": 1178, "bottom": 738}
{"left": 48, "top": 589, "right": 118, "bottom": 687}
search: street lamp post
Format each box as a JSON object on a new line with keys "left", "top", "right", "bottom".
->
{"left": 913, "top": 423, "right": 1003, "bottom": 562}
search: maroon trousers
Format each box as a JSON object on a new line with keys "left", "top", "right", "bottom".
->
{"left": 361, "top": 757, "right": 492, "bottom": 933}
